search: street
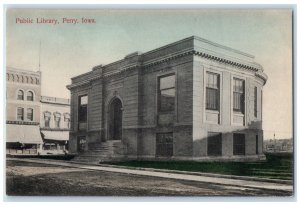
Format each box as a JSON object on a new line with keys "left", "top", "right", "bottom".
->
{"left": 6, "top": 160, "right": 292, "bottom": 196}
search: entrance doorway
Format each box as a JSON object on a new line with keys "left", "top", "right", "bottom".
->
{"left": 108, "top": 98, "right": 123, "bottom": 140}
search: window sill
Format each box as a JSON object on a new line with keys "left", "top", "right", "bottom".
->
{"left": 206, "top": 109, "right": 219, "bottom": 114}
{"left": 233, "top": 112, "right": 244, "bottom": 116}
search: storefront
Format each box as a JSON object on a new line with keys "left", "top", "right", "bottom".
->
{"left": 6, "top": 124, "right": 43, "bottom": 155}
{"left": 41, "top": 130, "right": 69, "bottom": 154}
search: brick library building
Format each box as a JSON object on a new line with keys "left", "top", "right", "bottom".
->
{"left": 67, "top": 36, "right": 267, "bottom": 163}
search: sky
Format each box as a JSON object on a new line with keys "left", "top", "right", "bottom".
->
{"left": 6, "top": 9, "right": 293, "bottom": 139}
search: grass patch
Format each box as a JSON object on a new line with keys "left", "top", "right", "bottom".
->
{"left": 107, "top": 153, "right": 293, "bottom": 180}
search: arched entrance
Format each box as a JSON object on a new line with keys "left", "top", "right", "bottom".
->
{"left": 108, "top": 98, "right": 123, "bottom": 140}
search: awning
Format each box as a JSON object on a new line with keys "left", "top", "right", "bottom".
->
{"left": 6, "top": 124, "right": 43, "bottom": 144}
{"left": 41, "top": 131, "right": 69, "bottom": 141}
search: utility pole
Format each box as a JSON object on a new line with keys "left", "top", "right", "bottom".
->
{"left": 38, "top": 40, "right": 41, "bottom": 72}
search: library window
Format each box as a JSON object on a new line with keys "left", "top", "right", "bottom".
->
{"left": 256, "top": 135, "right": 259, "bottom": 154}
{"left": 206, "top": 72, "right": 220, "bottom": 110}
{"left": 78, "top": 95, "right": 88, "bottom": 130}
{"left": 207, "top": 132, "right": 222, "bottom": 156}
{"left": 254, "top": 87, "right": 258, "bottom": 118}
{"left": 233, "top": 133, "right": 245, "bottom": 155}
{"left": 158, "top": 74, "right": 175, "bottom": 113}
{"left": 233, "top": 78, "right": 245, "bottom": 113}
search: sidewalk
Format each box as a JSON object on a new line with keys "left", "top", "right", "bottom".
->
{"left": 6, "top": 157, "right": 293, "bottom": 192}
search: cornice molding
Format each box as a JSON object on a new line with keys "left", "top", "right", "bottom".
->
{"left": 67, "top": 79, "right": 93, "bottom": 90}
{"left": 193, "top": 50, "right": 261, "bottom": 72}
{"left": 67, "top": 48, "right": 267, "bottom": 89}
{"left": 255, "top": 71, "right": 268, "bottom": 85}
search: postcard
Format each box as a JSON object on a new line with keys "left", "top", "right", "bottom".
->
{"left": 5, "top": 7, "right": 294, "bottom": 197}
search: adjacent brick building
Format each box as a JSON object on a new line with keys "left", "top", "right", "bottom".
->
{"left": 6, "top": 67, "right": 70, "bottom": 155}
{"left": 67, "top": 36, "right": 268, "bottom": 162}
{"left": 6, "top": 68, "right": 43, "bottom": 153}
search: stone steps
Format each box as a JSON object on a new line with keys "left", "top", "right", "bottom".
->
{"left": 72, "top": 140, "right": 126, "bottom": 164}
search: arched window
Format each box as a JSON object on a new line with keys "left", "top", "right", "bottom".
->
{"left": 27, "top": 108, "right": 33, "bottom": 121}
{"left": 17, "top": 90, "right": 24, "bottom": 100}
{"left": 17, "top": 107, "right": 24, "bottom": 121}
{"left": 54, "top": 112, "right": 61, "bottom": 128}
{"left": 27, "top": 91, "right": 34, "bottom": 101}
{"left": 44, "top": 111, "right": 51, "bottom": 128}
{"left": 64, "top": 113, "right": 71, "bottom": 129}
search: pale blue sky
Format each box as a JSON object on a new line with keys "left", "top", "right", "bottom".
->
{"left": 6, "top": 9, "right": 293, "bottom": 139}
